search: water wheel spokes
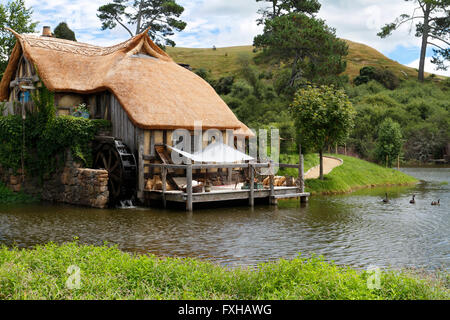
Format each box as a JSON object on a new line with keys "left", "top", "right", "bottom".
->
{"left": 95, "top": 145, "right": 123, "bottom": 199}
{"left": 93, "top": 138, "right": 137, "bottom": 206}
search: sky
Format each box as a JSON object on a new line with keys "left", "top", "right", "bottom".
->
{"left": 5, "top": 0, "right": 448, "bottom": 76}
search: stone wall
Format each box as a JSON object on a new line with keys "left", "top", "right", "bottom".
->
{"left": 0, "top": 153, "right": 109, "bottom": 209}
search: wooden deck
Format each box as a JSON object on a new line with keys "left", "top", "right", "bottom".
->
{"left": 145, "top": 186, "right": 309, "bottom": 206}
{"left": 138, "top": 146, "right": 309, "bottom": 211}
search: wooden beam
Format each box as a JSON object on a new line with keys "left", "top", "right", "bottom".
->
{"left": 186, "top": 163, "right": 193, "bottom": 212}
{"left": 249, "top": 164, "right": 255, "bottom": 207}
{"left": 162, "top": 166, "right": 167, "bottom": 208}
{"left": 269, "top": 174, "right": 277, "bottom": 205}
{"left": 137, "top": 131, "right": 145, "bottom": 201}
{"left": 299, "top": 144, "right": 305, "bottom": 194}
{"left": 144, "top": 163, "right": 271, "bottom": 170}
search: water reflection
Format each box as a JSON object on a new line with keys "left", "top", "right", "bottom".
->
{"left": 0, "top": 168, "right": 448, "bottom": 270}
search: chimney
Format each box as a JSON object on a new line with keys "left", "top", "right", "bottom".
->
{"left": 41, "top": 26, "right": 53, "bottom": 37}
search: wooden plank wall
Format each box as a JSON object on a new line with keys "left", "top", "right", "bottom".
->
{"left": 1, "top": 101, "right": 36, "bottom": 116}
{"left": 110, "top": 94, "right": 139, "bottom": 154}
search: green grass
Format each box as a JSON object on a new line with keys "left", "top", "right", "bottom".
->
{"left": 0, "top": 242, "right": 447, "bottom": 300}
{"left": 166, "top": 40, "right": 434, "bottom": 81}
{"left": 0, "top": 182, "right": 37, "bottom": 204}
{"left": 305, "top": 154, "right": 418, "bottom": 195}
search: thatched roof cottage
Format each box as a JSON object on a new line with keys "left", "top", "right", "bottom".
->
{"left": 0, "top": 27, "right": 254, "bottom": 203}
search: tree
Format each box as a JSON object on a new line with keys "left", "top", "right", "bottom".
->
{"left": 0, "top": 0, "right": 37, "bottom": 77}
{"left": 256, "top": 0, "right": 321, "bottom": 24}
{"left": 254, "top": 12, "right": 348, "bottom": 90}
{"left": 54, "top": 22, "right": 77, "bottom": 41}
{"left": 290, "top": 85, "right": 355, "bottom": 179}
{"left": 375, "top": 118, "right": 403, "bottom": 167}
{"left": 97, "top": 0, "right": 187, "bottom": 47}
{"left": 378, "top": 0, "right": 450, "bottom": 82}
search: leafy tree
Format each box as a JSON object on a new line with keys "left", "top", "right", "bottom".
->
{"left": 254, "top": 13, "right": 348, "bottom": 90}
{"left": 256, "top": 0, "right": 321, "bottom": 25}
{"left": 378, "top": 0, "right": 450, "bottom": 82}
{"left": 54, "top": 22, "right": 77, "bottom": 41}
{"left": 375, "top": 118, "right": 403, "bottom": 167}
{"left": 290, "top": 84, "right": 355, "bottom": 179}
{"left": 97, "top": 0, "right": 187, "bottom": 47}
{"left": 0, "top": 0, "right": 37, "bottom": 77}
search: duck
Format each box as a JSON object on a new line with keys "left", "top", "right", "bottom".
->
{"left": 410, "top": 195, "right": 416, "bottom": 204}
{"left": 383, "top": 193, "right": 389, "bottom": 203}
{"left": 431, "top": 199, "right": 440, "bottom": 206}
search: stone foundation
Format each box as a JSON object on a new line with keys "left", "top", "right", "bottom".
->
{"left": 0, "top": 153, "right": 109, "bottom": 209}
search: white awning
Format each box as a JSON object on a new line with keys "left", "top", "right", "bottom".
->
{"left": 167, "top": 142, "right": 254, "bottom": 163}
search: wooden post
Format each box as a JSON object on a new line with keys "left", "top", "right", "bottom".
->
{"left": 162, "top": 166, "right": 167, "bottom": 208}
{"left": 137, "top": 131, "right": 145, "bottom": 201}
{"left": 335, "top": 143, "right": 338, "bottom": 155}
{"left": 186, "top": 162, "right": 193, "bottom": 212}
{"left": 397, "top": 155, "right": 400, "bottom": 170}
{"left": 249, "top": 163, "right": 255, "bottom": 207}
{"left": 299, "top": 144, "right": 308, "bottom": 204}
{"left": 269, "top": 162, "right": 276, "bottom": 205}
{"left": 227, "top": 168, "right": 233, "bottom": 184}
{"left": 299, "top": 144, "right": 305, "bottom": 194}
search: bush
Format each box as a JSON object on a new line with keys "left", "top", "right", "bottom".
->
{"left": 213, "top": 76, "right": 234, "bottom": 95}
{"left": 0, "top": 182, "right": 36, "bottom": 204}
{"left": 231, "top": 80, "right": 253, "bottom": 99}
{"left": 373, "top": 68, "right": 400, "bottom": 90}
{"left": 354, "top": 67, "right": 399, "bottom": 90}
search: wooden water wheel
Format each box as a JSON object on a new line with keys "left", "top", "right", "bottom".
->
{"left": 93, "top": 138, "right": 137, "bottom": 204}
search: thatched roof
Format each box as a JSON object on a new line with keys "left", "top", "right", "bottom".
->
{"left": 0, "top": 29, "right": 252, "bottom": 134}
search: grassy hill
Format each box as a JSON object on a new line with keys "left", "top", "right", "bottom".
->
{"left": 167, "top": 40, "right": 430, "bottom": 81}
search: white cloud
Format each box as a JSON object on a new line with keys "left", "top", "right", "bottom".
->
{"left": 9, "top": 0, "right": 445, "bottom": 73}
{"left": 407, "top": 57, "right": 450, "bottom": 77}
{"left": 318, "top": 0, "right": 422, "bottom": 54}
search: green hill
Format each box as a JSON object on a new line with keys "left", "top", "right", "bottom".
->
{"left": 166, "top": 40, "right": 432, "bottom": 81}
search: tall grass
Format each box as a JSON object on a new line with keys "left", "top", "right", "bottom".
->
{"left": 0, "top": 242, "right": 447, "bottom": 300}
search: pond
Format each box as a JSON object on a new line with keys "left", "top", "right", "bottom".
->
{"left": 0, "top": 168, "right": 448, "bottom": 270}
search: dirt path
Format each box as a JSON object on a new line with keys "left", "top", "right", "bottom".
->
{"left": 305, "top": 156, "right": 343, "bottom": 180}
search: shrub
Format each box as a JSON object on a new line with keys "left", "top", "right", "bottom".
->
{"left": 354, "top": 67, "right": 399, "bottom": 90}
{"left": 373, "top": 68, "right": 400, "bottom": 90}
{"left": 213, "top": 76, "right": 235, "bottom": 95}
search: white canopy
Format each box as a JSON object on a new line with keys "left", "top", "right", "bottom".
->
{"left": 167, "top": 142, "right": 254, "bottom": 163}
